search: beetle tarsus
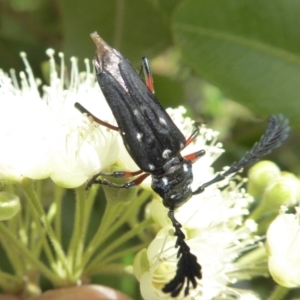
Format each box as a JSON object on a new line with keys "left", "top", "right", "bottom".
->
{"left": 87, "top": 173, "right": 150, "bottom": 190}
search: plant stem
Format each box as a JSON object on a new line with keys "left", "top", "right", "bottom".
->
{"left": 0, "top": 270, "right": 23, "bottom": 292}
{"left": 82, "top": 189, "right": 150, "bottom": 268}
{"left": 85, "top": 218, "right": 152, "bottom": 273}
{"left": 68, "top": 185, "right": 86, "bottom": 278}
{"left": 0, "top": 222, "right": 59, "bottom": 283}
{"left": 267, "top": 285, "right": 290, "bottom": 300}
{"left": 84, "top": 185, "right": 98, "bottom": 224}
{"left": 104, "top": 190, "right": 150, "bottom": 240}
{"left": 4, "top": 217, "right": 24, "bottom": 275}
{"left": 82, "top": 201, "right": 121, "bottom": 267}
{"left": 86, "top": 243, "right": 146, "bottom": 275}
{"left": 21, "top": 179, "right": 72, "bottom": 280}
{"left": 54, "top": 184, "right": 64, "bottom": 243}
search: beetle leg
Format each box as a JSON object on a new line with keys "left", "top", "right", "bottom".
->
{"left": 180, "top": 121, "right": 206, "bottom": 164}
{"left": 139, "top": 57, "right": 154, "bottom": 93}
{"left": 184, "top": 149, "right": 206, "bottom": 163}
{"left": 87, "top": 169, "right": 144, "bottom": 189}
{"left": 88, "top": 172, "right": 150, "bottom": 190}
{"left": 96, "top": 169, "right": 144, "bottom": 178}
{"left": 185, "top": 122, "right": 203, "bottom": 147}
{"left": 74, "top": 102, "right": 119, "bottom": 131}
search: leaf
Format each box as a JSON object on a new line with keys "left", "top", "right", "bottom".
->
{"left": 173, "top": 0, "right": 300, "bottom": 126}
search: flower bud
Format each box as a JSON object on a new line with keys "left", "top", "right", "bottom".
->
{"left": 249, "top": 174, "right": 300, "bottom": 221}
{"left": 280, "top": 172, "right": 300, "bottom": 205}
{"left": 0, "top": 191, "right": 20, "bottom": 221}
{"left": 247, "top": 161, "right": 281, "bottom": 198}
{"left": 266, "top": 207, "right": 300, "bottom": 287}
{"left": 262, "top": 174, "right": 300, "bottom": 211}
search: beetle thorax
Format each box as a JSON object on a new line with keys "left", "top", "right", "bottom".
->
{"left": 151, "top": 157, "right": 193, "bottom": 210}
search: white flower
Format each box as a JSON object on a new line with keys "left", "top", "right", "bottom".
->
{"left": 266, "top": 206, "right": 300, "bottom": 287}
{"left": 136, "top": 218, "right": 260, "bottom": 300}
{"left": 0, "top": 61, "right": 54, "bottom": 182}
{"left": 133, "top": 110, "right": 262, "bottom": 299}
{"left": 0, "top": 50, "right": 119, "bottom": 187}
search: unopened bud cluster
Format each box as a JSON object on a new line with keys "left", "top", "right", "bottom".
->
{"left": 248, "top": 161, "right": 300, "bottom": 220}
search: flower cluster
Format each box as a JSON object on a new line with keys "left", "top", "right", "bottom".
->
{"left": 0, "top": 50, "right": 118, "bottom": 187}
{"left": 0, "top": 51, "right": 130, "bottom": 296}
{"left": 0, "top": 51, "right": 296, "bottom": 300}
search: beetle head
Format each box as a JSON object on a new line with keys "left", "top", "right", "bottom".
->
{"left": 151, "top": 160, "right": 193, "bottom": 210}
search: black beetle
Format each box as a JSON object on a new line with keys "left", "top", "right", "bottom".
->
{"left": 75, "top": 32, "right": 290, "bottom": 298}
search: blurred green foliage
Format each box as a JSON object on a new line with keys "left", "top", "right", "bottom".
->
{"left": 1, "top": 0, "right": 300, "bottom": 125}
{"left": 1, "top": 0, "right": 299, "bottom": 298}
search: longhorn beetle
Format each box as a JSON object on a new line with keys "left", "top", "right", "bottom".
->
{"left": 75, "top": 32, "right": 290, "bottom": 298}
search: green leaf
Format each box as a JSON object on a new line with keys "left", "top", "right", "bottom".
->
{"left": 60, "top": 0, "right": 171, "bottom": 65}
{"left": 148, "top": 0, "right": 184, "bottom": 17}
{"left": 173, "top": 0, "right": 300, "bottom": 125}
